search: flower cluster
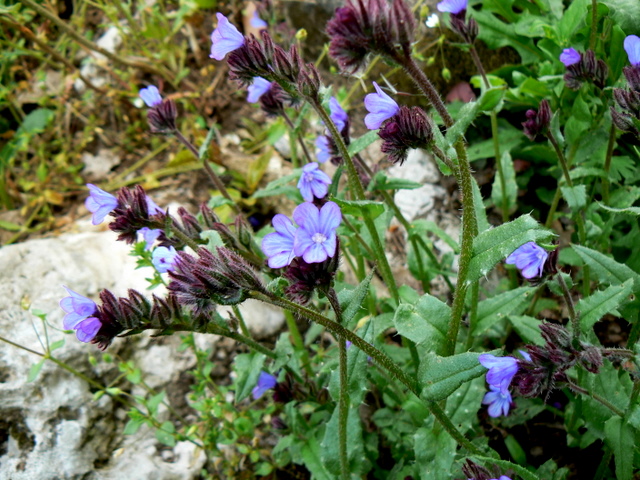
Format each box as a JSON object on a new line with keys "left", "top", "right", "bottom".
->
{"left": 60, "top": 287, "right": 102, "bottom": 343}
{"left": 461, "top": 460, "right": 512, "bottom": 480}
{"left": 611, "top": 35, "right": 640, "bottom": 137}
{"left": 437, "top": 0, "right": 477, "bottom": 43}
{"left": 560, "top": 48, "right": 608, "bottom": 90}
{"left": 479, "top": 354, "right": 518, "bottom": 417}
{"left": 326, "top": 0, "right": 416, "bottom": 74}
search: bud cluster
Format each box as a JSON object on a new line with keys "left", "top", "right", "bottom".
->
{"left": 612, "top": 65, "right": 640, "bottom": 137}
{"left": 378, "top": 106, "right": 434, "bottom": 165}
{"left": 562, "top": 50, "right": 608, "bottom": 90}
{"left": 521, "top": 99, "right": 552, "bottom": 141}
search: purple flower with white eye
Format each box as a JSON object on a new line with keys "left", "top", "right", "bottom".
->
{"left": 250, "top": 10, "right": 268, "bottom": 29}
{"left": 505, "top": 242, "right": 548, "bottom": 280}
{"left": 624, "top": 35, "right": 640, "bottom": 66}
{"left": 139, "top": 85, "right": 163, "bottom": 107}
{"left": 262, "top": 214, "right": 297, "bottom": 269}
{"left": 210, "top": 13, "right": 245, "bottom": 61}
{"left": 482, "top": 384, "right": 512, "bottom": 417}
{"left": 329, "top": 97, "right": 348, "bottom": 132}
{"left": 252, "top": 371, "right": 277, "bottom": 399}
{"left": 293, "top": 201, "right": 341, "bottom": 263}
{"left": 138, "top": 227, "right": 162, "bottom": 250}
{"left": 479, "top": 354, "right": 518, "bottom": 392}
{"left": 247, "top": 77, "right": 272, "bottom": 103}
{"left": 152, "top": 246, "right": 178, "bottom": 273}
{"left": 85, "top": 184, "right": 118, "bottom": 225}
{"left": 436, "top": 0, "right": 467, "bottom": 14}
{"left": 297, "top": 163, "right": 332, "bottom": 202}
{"left": 559, "top": 48, "right": 581, "bottom": 67}
{"left": 59, "top": 287, "right": 102, "bottom": 343}
{"left": 364, "top": 82, "right": 400, "bottom": 130}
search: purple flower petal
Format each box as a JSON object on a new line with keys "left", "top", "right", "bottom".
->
{"left": 139, "top": 85, "right": 163, "bottom": 107}
{"left": 482, "top": 384, "right": 512, "bottom": 417}
{"left": 329, "top": 97, "right": 348, "bottom": 132}
{"left": 60, "top": 286, "right": 97, "bottom": 329}
{"left": 210, "top": 13, "right": 245, "bottom": 60}
{"left": 145, "top": 196, "right": 164, "bottom": 215}
{"left": 559, "top": 48, "right": 581, "bottom": 67}
{"left": 436, "top": 0, "right": 467, "bottom": 14}
{"left": 297, "top": 162, "right": 332, "bottom": 202}
{"left": 624, "top": 35, "right": 640, "bottom": 66}
{"left": 85, "top": 184, "right": 118, "bottom": 225}
{"left": 250, "top": 11, "right": 268, "bottom": 29}
{"left": 252, "top": 371, "right": 277, "bottom": 399}
{"left": 293, "top": 201, "right": 341, "bottom": 263}
{"left": 364, "top": 82, "right": 400, "bottom": 130}
{"left": 138, "top": 227, "right": 162, "bottom": 250}
{"left": 315, "top": 136, "right": 332, "bottom": 163}
{"left": 75, "top": 317, "right": 101, "bottom": 343}
{"left": 262, "top": 214, "right": 297, "bottom": 268}
{"left": 152, "top": 246, "right": 178, "bottom": 273}
{"left": 479, "top": 354, "right": 518, "bottom": 391}
{"left": 505, "top": 242, "right": 548, "bottom": 280}
{"left": 247, "top": 77, "right": 272, "bottom": 103}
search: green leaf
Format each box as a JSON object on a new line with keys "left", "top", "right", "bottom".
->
{"left": 321, "top": 406, "right": 366, "bottom": 476}
{"left": 474, "top": 286, "right": 534, "bottom": 334}
{"left": 301, "top": 435, "right": 333, "bottom": 480}
{"left": 368, "top": 171, "right": 422, "bottom": 191}
{"left": 470, "top": 455, "right": 542, "bottom": 480}
{"left": 332, "top": 198, "right": 385, "bottom": 220}
{"left": 233, "top": 353, "right": 266, "bottom": 402}
{"left": 123, "top": 417, "right": 146, "bottom": 435}
{"left": 604, "top": 416, "right": 635, "bottom": 480}
{"left": 147, "top": 391, "right": 166, "bottom": 415}
{"left": 560, "top": 185, "right": 586, "bottom": 211}
{"left": 0, "top": 219, "right": 22, "bottom": 231}
{"left": 155, "top": 421, "right": 176, "bottom": 447}
{"left": 597, "top": 203, "right": 640, "bottom": 217}
{"left": 477, "top": 86, "right": 507, "bottom": 112}
{"left": 49, "top": 339, "right": 65, "bottom": 352}
{"left": 578, "top": 280, "right": 634, "bottom": 333}
{"left": 491, "top": 151, "right": 517, "bottom": 215}
{"left": 571, "top": 245, "right": 640, "bottom": 292}
{"left": 467, "top": 215, "right": 554, "bottom": 284}
{"left": 472, "top": 177, "right": 490, "bottom": 233}
{"left": 609, "top": 25, "right": 628, "bottom": 82}
{"left": 250, "top": 170, "right": 300, "bottom": 199}
{"left": 419, "top": 352, "right": 488, "bottom": 402}
{"left": 27, "top": 360, "right": 44, "bottom": 382}
{"left": 408, "top": 219, "right": 459, "bottom": 252}
{"left": 600, "top": 0, "right": 640, "bottom": 35}
{"left": 339, "top": 270, "right": 374, "bottom": 327}
{"left": 347, "top": 130, "right": 380, "bottom": 156}
{"left": 557, "top": 0, "right": 589, "bottom": 42}
{"left": 549, "top": 111, "right": 565, "bottom": 149}
{"left": 414, "top": 425, "right": 457, "bottom": 480}
{"left": 394, "top": 294, "right": 450, "bottom": 354}
{"left": 446, "top": 377, "right": 485, "bottom": 434}
{"left": 445, "top": 102, "right": 480, "bottom": 145}
{"left": 508, "top": 315, "right": 544, "bottom": 344}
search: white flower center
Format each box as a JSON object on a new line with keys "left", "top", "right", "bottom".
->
{"left": 312, "top": 233, "right": 327, "bottom": 244}
{"left": 304, "top": 173, "right": 314, "bottom": 182}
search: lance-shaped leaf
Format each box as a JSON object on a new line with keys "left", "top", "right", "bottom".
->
{"left": 604, "top": 416, "right": 635, "bottom": 480}
{"left": 394, "top": 293, "right": 450, "bottom": 354}
{"left": 578, "top": 280, "right": 634, "bottom": 333}
{"left": 572, "top": 245, "right": 640, "bottom": 292}
{"left": 419, "top": 351, "right": 491, "bottom": 402}
{"left": 474, "top": 286, "right": 534, "bottom": 334}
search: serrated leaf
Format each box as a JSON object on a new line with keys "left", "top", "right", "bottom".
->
{"left": 597, "top": 203, "right": 640, "bottom": 216}
{"left": 469, "top": 455, "right": 542, "bottom": 480}
{"left": 474, "top": 286, "right": 534, "bottom": 334}
{"left": 320, "top": 406, "right": 365, "bottom": 476}
{"left": 572, "top": 245, "right": 640, "bottom": 292}
{"left": 560, "top": 185, "right": 586, "bottom": 211}
{"left": 491, "top": 151, "right": 517, "bottom": 215}
{"left": 233, "top": 352, "right": 266, "bottom": 402}
{"left": 472, "top": 177, "right": 490, "bottom": 233}
{"left": 508, "top": 315, "right": 543, "bottom": 344}
{"left": 467, "top": 215, "right": 554, "bottom": 284}
{"left": 339, "top": 270, "right": 374, "bottom": 327}
{"left": 27, "top": 360, "right": 44, "bottom": 382}
{"left": 394, "top": 294, "right": 450, "bottom": 354}
{"left": 419, "top": 352, "right": 487, "bottom": 402}
{"left": 368, "top": 171, "right": 422, "bottom": 191}
{"left": 301, "top": 435, "right": 333, "bottom": 480}
{"left": 578, "top": 280, "right": 634, "bottom": 332}
{"left": 446, "top": 377, "right": 485, "bottom": 434}
{"left": 445, "top": 102, "right": 480, "bottom": 145}
{"left": 156, "top": 421, "right": 176, "bottom": 447}
{"left": 332, "top": 198, "right": 385, "bottom": 220}
{"left": 604, "top": 416, "right": 634, "bottom": 480}
{"left": 347, "top": 130, "right": 379, "bottom": 156}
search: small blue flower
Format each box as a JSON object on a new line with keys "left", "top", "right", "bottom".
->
{"left": 505, "top": 242, "right": 548, "bottom": 279}
{"left": 482, "top": 384, "right": 512, "bottom": 417}
{"left": 139, "top": 85, "right": 163, "bottom": 107}
{"left": 60, "top": 287, "right": 102, "bottom": 343}
{"left": 145, "top": 196, "right": 164, "bottom": 215}
{"left": 436, "top": 0, "right": 467, "bottom": 14}
{"left": 315, "top": 136, "right": 332, "bottom": 164}
{"left": 247, "top": 77, "right": 272, "bottom": 103}
{"left": 329, "top": 97, "right": 348, "bottom": 132}
{"left": 75, "top": 317, "right": 102, "bottom": 343}
{"left": 138, "top": 227, "right": 162, "bottom": 250}
{"left": 262, "top": 214, "right": 297, "bottom": 268}
{"left": 210, "top": 13, "right": 245, "bottom": 61}
{"left": 250, "top": 10, "right": 268, "bottom": 29}
{"left": 624, "top": 35, "right": 640, "bottom": 66}
{"left": 85, "top": 184, "right": 118, "bottom": 225}
{"left": 152, "top": 246, "right": 178, "bottom": 273}
{"left": 293, "top": 201, "right": 341, "bottom": 263}
{"left": 364, "top": 82, "right": 400, "bottom": 130}
{"left": 479, "top": 354, "right": 518, "bottom": 392}
{"left": 297, "top": 162, "right": 332, "bottom": 202}
{"left": 559, "top": 48, "right": 581, "bottom": 67}
{"left": 252, "top": 371, "right": 277, "bottom": 399}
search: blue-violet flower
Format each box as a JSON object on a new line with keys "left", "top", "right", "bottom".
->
{"left": 315, "top": 136, "right": 332, "bottom": 164}
{"left": 139, "top": 85, "right": 163, "bottom": 107}
{"left": 262, "top": 214, "right": 297, "bottom": 269}
{"left": 293, "top": 201, "right": 341, "bottom": 263}
{"left": 624, "top": 35, "right": 640, "bottom": 66}
{"left": 247, "top": 77, "right": 272, "bottom": 103}
{"left": 297, "top": 163, "right": 332, "bottom": 202}
{"left": 60, "top": 287, "right": 101, "bottom": 343}
{"left": 329, "top": 97, "right": 348, "bottom": 133}
{"left": 85, "top": 184, "right": 118, "bottom": 225}
{"left": 559, "top": 48, "right": 581, "bottom": 67}
{"left": 479, "top": 354, "right": 518, "bottom": 392}
{"left": 250, "top": 11, "right": 268, "bottom": 29}
{"left": 252, "top": 371, "right": 277, "bottom": 399}
{"left": 146, "top": 196, "right": 164, "bottom": 215}
{"left": 505, "top": 242, "right": 548, "bottom": 279}
{"left": 482, "top": 384, "right": 512, "bottom": 417}
{"left": 138, "top": 227, "right": 162, "bottom": 250}
{"left": 364, "top": 82, "right": 400, "bottom": 130}
{"left": 210, "top": 13, "right": 245, "bottom": 61}
{"left": 436, "top": 0, "right": 467, "bottom": 14}
{"left": 152, "top": 246, "right": 178, "bottom": 273}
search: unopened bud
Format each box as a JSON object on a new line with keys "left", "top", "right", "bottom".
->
{"left": 442, "top": 67, "right": 452, "bottom": 82}
{"left": 295, "top": 29, "right": 307, "bottom": 41}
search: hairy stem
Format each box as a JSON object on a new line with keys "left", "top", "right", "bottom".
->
{"left": 601, "top": 123, "right": 616, "bottom": 204}
{"left": 567, "top": 378, "right": 624, "bottom": 417}
{"left": 556, "top": 273, "right": 579, "bottom": 339}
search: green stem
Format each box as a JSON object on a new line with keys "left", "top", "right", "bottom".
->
{"left": 282, "top": 111, "right": 313, "bottom": 165}
{"left": 556, "top": 273, "right": 579, "bottom": 339}
{"left": 283, "top": 310, "right": 314, "bottom": 377}
{"left": 601, "top": 124, "right": 616, "bottom": 204}
{"left": 232, "top": 305, "right": 250, "bottom": 337}
{"left": 310, "top": 97, "right": 399, "bottom": 303}
{"left": 464, "top": 282, "right": 480, "bottom": 350}
{"left": 589, "top": 0, "right": 598, "bottom": 52}
{"left": 544, "top": 188, "right": 562, "bottom": 229}
{"left": 567, "top": 378, "right": 624, "bottom": 417}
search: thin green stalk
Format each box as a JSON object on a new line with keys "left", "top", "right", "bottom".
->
{"left": 544, "top": 188, "right": 562, "bottom": 229}
{"left": 464, "top": 283, "right": 480, "bottom": 350}
{"left": 601, "top": 124, "right": 616, "bottom": 204}
{"left": 589, "top": 0, "right": 598, "bottom": 52}
{"left": 567, "top": 378, "right": 624, "bottom": 417}
{"left": 282, "top": 111, "right": 313, "bottom": 165}
{"left": 310, "top": 97, "right": 399, "bottom": 303}
{"left": 341, "top": 216, "right": 376, "bottom": 258}
{"left": 231, "top": 305, "right": 250, "bottom": 337}
{"left": 283, "top": 310, "right": 314, "bottom": 377}
{"left": 557, "top": 273, "right": 579, "bottom": 339}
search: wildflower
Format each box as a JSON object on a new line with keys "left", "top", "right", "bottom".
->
{"left": 247, "top": 77, "right": 272, "bottom": 103}
{"left": 297, "top": 162, "right": 332, "bottom": 202}
{"left": 624, "top": 35, "right": 640, "bottom": 66}
{"left": 482, "top": 384, "right": 512, "bottom": 417}
{"left": 145, "top": 196, "right": 164, "bottom": 215}
{"left": 378, "top": 105, "right": 434, "bottom": 165}
{"left": 210, "top": 13, "right": 245, "bottom": 61}
{"left": 138, "top": 227, "right": 162, "bottom": 250}
{"left": 559, "top": 48, "right": 580, "bottom": 67}
{"left": 316, "top": 136, "right": 333, "bottom": 164}
{"left": 521, "top": 99, "right": 551, "bottom": 141}
{"left": 284, "top": 251, "right": 340, "bottom": 304}
{"left": 425, "top": 13, "right": 439, "bottom": 28}
{"left": 152, "top": 246, "right": 178, "bottom": 273}
{"left": 563, "top": 50, "right": 608, "bottom": 90}
{"left": 329, "top": 97, "right": 349, "bottom": 134}
{"left": 60, "top": 287, "right": 102, "bottom": 343}
{"left": 364, "top": 82, "right": 400, "bottom": 129}
{"left": 462, "top": 460, "right": 512, "bottom": 480}
{"left": 262, "top": 214, "right": 297, "bottom": 269}
{"left": 85, "top": 184, "right": 118, "bottom": 225}
{"left": 436, "top": 0, "right": 467, "bottom": 14}
{"left": 139, "top": 85, "right": 163, "bottom": 107}
{"left": 293, "top": 201, "right": 342, "bottom": 263}
{"left": 250, "top": 10, "right": 268, "bottom": 29}
{"left": 506, "top": 242, "right": 548, "bottom": 280}
{"left": 252, "top": 371, "right": 277, "bottom": 399}
{"left": 479, "top": 354, "right": 518, "bottom": 391}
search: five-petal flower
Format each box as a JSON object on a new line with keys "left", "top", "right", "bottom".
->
{"left": 152, "top": 246, "right": 178, "bottom": 273}
{"left": 479, "top": 354, "right": 518, "bottom": 392}
{"left": 60, "top": 287, "right": 102, "bottom": 343}
{"left": 85, "top": 184, "right": 118, "bottom": 225}
{"left": 252, "top": 371, "right": 277, "bottom": 399}
{"left": 293, "top": 201, "right": 341, "bottom": 263}
{"left": 364, "top": 82, "right": 400, "bottom": 130}
{"left": 482, "top": 384, "right": 513, "bottom": 417}
{"left": 297, "top": 163, "right": 332, "bottom": 202}
{"left": 138, "top": 227, "right": 162, "bottom": 250}
{"left": 559, "top": 48, "right": 581, "bottom": 67}
{"left": 505, "top": 242, "right": 548, "bottom": 279}
{"left": 210, "top": 13, "right": 245, "bottom": 61}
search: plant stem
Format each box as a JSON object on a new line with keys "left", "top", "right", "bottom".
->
{"left": 283, "top": 310, "right": 314, "bottom": 377}
{"left": 601, "top": 123, "right": 616, "bottom": 204}
{"left": 566, "top": 378, "right": 624, "bottom": 417}
{"left": 310, "top": 97, "right": 399, "bottom": 303}
{"left": 544, "top": 188, "right": 562, "bottom": 229}
{"left": 282, "top": 111, "right": 313, "bottom": 165}
{"left": 589, "top": 0, "right": 598, "bottom": 52}
{"left": 556, "top": 273, "right": 579, "bottom": 339}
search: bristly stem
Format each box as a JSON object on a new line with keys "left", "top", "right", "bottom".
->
{"left": 556, "top": 273, "right": 579, "bottom": 339}
{"left": 566, "top": 378, "right": 624, "bottom": 417}
{"left": 601, "top": 123, "right": 616, "bottom": 204}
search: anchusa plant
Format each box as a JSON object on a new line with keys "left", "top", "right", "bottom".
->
{"left": 54, "top": 1, "right": 640, "bottom": 478}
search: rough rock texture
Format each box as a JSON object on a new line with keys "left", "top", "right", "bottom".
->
{"left": 0, "top": 219, "right": 283, "bottom": 479}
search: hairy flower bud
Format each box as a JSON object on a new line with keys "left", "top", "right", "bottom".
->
{"left": 378, "top": 106, "right": 434, "bottom": 165}
{"left": 522, "top": 99, "right": 551, "bottom": 141}
{"left": 563, "top": 50, "right": 608, "bottom": 90}
{"left": 147, "top": 99, "right": 178, "bottom": 133}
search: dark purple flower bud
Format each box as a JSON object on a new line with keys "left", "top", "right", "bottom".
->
{"left": 505, "top": 242, "right": 548, "bottom": 280}
{"left": 297, "top": 63, "right": 322, "bottom": 100}
{"left": 227, "top": 35, "right": 272, "bottom": 86}
{"left": 461, "top": 460, "right": 492, "bottom": 480}
{"left": 623, "top": 65, "right": 640, "bottom": 91}
{"left": 271, "top": 416, "right": 287, "bottom": 430}
{"left": 85, "top": 184, "right": 118, "bottom": 225}
{"left": 578, "top": 345, "right": 603, "bottom": 373}
{"left": 210, "top": 13, "right": 245, "bottom": 60}
{"left": 563, "top": 50, "right": 608, "bottom": 90}
{"left": 539, "top": 322, "right": 572, "bottom": 351}
{"left": 522, "top": 99, "right": 551, "bottom": 141}
{"left": 283, "top": 248, "right": 340, "bottom": 305}
{"left": 110, "top": 186, "right": 167, "bottom": 244}
{"left": 559, "top": 48, "right": 580, "bottom": 67}
{"left": 390, "top": 0, "right": 417, "bottom": 46}
{"left": 258, "top": 81, "right": 289, "bottom": 116}
{"left": 611, "top": 107, "right": 639, "bottom": 136}
{"left": 624, "top": 35, "right": 640, "bottom": 66}
{"left": 252, "top": 371, "right": 277, "bottom": 399}
{"left": 146, "top": 98, "right": 178, "bottom": 133}
{"left": 378, "top": 105, "right": 434, "bottom": 165}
